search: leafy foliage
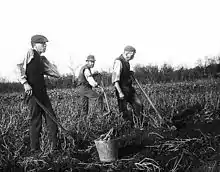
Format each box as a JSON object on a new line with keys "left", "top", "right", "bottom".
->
{"left": 1, "top": 79, "right": 220, "bottom": 171}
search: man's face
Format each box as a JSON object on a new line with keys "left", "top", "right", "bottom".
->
{"left": 87, "top": 60, "right": 95, "bottom": 68}
{"left": 34, "top": 42, "right": 47, "bottom": 53}
{"left": 125, "top": 51, "right": 135, "bottom": 61}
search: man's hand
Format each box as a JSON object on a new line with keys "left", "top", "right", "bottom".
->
{"left": 97, "top": 85, "right": 104, "bottom": 93}
{"left": 119, "top": 92, "right": 125, "bottom": 99}
{"left": 24, "top": 82, "right": 32, "bottom": 96}
{"left": 130, "top": 71, "right": 134, "bottom": 76}
{"left": 92, "top": 72, "right": 102, "bottom": 77}
{"left": 114, "top": 82, "right": 124, "bottom": 99}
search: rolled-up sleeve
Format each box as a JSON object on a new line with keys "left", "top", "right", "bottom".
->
{"left": 112, "top": 60, "right": 122, "bottom": 84}
{"left": 41, "top": 56, "right": 61, "bottom": 78}
{"left": 84, "top": 69, "right": 98, "bottom": 87}
{"left": 17, "top": 49, "right": 34, "bottom": 84}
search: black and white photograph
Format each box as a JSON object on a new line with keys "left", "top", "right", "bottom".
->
{"left": 1, "top": 0, "right": 220, "bottom": 171}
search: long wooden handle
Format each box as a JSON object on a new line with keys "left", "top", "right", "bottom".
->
{"left": 33, "top": 96, "right": 68, "bottom": 133}
{"left": 132, "top": 75, "right": 164, "bottom": 124}
{"left": 101, "top": 81, "right": 110, "bottom": 112}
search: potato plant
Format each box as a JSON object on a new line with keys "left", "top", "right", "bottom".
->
{"left": 1, "top": 79, "right": 220, "bottom": 171}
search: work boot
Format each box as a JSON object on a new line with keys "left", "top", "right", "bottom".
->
{"left": 49, "top": 148, "right": 61, "bottom": 157}
{"left": 29, "top": 149, "right": 42, "bottom": 158}
{"left": 122, "top": 111, "right": 135, "bottom": 128}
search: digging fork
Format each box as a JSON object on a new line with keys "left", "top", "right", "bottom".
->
{"left": 32, "top": 96, "right": 77, "bottom": 140}
{"left": 131, "top": 74, "right": 164, "bottom": 126}
{"left": 100, "top": 80, "right": 111, "bottom": 116}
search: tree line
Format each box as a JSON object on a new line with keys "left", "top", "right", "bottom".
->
{"left": 99, "top": 56, "right": 220, "bottom": 85}
{"left": 1, "top": 56, "right": 220, "bottom": 93}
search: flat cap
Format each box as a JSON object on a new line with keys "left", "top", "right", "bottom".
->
{"left": 31, "top": 35, "right": 49, "bottom": 43}
{"left": 124, "top": 45, "right": 136, "bottom": 53}
{"left": 86, "top": 55, "right": 96, "bottom": 62}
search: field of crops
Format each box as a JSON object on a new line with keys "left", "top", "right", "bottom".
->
{"left": 1, "top": 79, "right": 220, "bottom": 172}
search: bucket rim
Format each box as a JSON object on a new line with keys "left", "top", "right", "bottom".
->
{"left": 94, "top": 137, "right": 120, "bottom": 142}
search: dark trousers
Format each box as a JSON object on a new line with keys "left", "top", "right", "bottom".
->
{"left": 28, "top": 92, "right": 58, "bottom": 151}
{"left": 116, "top": 87, "right": 143, "bottom": 125}
{"left": 79, "top": 86, "right": 104, "bottom": 116}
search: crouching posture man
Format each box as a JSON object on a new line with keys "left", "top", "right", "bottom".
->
{"left": 78, "top": 55, "right": 104, "bottom": 117}
{"left": 112, "top": 45, "right": 143, "bottom": 127}
{"left": 17, "top": 35, "right": 61, "bottom": 155}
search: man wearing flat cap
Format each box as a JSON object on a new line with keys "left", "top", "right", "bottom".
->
{"left": 17, "top": 34, "right": 61, "bottom": 155}
{"left": 77, "top": 55, "right": 104, "bottom": 118}
{"left": 112, "top": 45, "right": 143, "bottom": 127}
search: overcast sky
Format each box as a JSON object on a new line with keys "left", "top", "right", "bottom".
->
{"left": 1, "top": 0, "right": 220, "bottom": 81}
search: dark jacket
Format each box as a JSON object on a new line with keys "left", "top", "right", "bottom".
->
{"left": 116, "top": 55, "right": 133, "bottom": 88}
{"left": 26, "top": 50, "right": 46, "bottom": 96}
{"left": 78, "top": 64, "right": 92, "bottom": 89}
{"left": 115, "top": 55, "right": 135, "bottom": 97}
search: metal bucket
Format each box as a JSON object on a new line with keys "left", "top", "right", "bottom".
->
{"left": 94, "top": 138, "right": 119, "bottom": 162}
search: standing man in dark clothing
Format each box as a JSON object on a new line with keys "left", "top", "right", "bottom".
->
{"left": 112, "top": 45, "right": 143, "bottom": 127}
{"left": 17, "top": 35, "right": 61, "bottom": 155}
{"left": 78, "top": 55, "right": 104, "bottom": 117}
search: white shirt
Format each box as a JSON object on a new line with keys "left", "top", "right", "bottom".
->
{"left": 17, "top": 49, "right": 61, "bottom": 84}
{"left": 84, "top": 68, "right": 98, "bottom": 87}
{"left": 112, "top": 59, "right": 122, "bottom": 84}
